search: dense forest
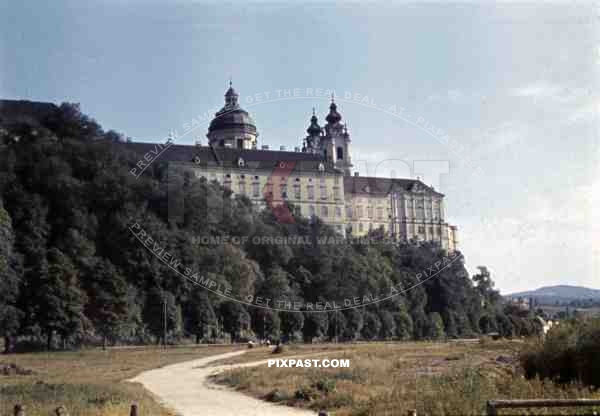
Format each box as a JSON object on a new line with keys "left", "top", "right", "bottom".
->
{"left": 0, "top": 101, "right": 541, "bottom": 351}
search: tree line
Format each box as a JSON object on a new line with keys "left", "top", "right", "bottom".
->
{"left": 0, "top": 102, "right": 542, "bottom": 351}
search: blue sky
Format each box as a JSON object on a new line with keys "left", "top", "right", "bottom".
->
{"left": 1, "top": 0, "right": 598, "bottom": 293}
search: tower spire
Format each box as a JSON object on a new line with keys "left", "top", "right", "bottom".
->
{"left": 224, "top": 80, "right": 239, "bottom": 108}
{"left": 325, "top": 96, "right": 342, "bottom": 125}
{"left": 306, "top": 108, "right": 322, "bottom": 137}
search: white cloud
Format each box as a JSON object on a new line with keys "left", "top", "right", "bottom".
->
{"left": 510, "top": 82, "right": 591, "bottom": 104}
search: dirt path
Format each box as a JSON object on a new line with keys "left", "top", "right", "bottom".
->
{"left": 128, "top": 350, "right": 314, "bottom": 416}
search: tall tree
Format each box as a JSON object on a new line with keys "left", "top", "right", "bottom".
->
{"left": 82, "top": 257, "right": 129, "bottom": 348}
{"left": 36, "top": 248, "right": 88, "bottom": 349}
{"left": 0, "top": 201, "right": 22, "bottom": 352}
{"left": 187, "top": 289, "right": 216, "bottom": 343}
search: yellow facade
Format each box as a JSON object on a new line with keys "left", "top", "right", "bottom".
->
{"left": 178, "top": 162, "right": 457, "bottom": 251}
{"left": 188, "top": 164, "right": 347, "bottom": 233}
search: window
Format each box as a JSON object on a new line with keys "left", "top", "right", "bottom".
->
{"left": 367, "top": 207, "right": 373, "bottom": 218}
{"left": 377, "top": 207, "right": 383, "bottom": 219}
{"left": 308, "top": 185, "right": 314, "bottom": 200}
{"left": 321, "top": 205, "right": 328, "bottom": 217}
{"left": 239, "top": 181, "right": 246, "bottom": 195}
{"left": 335, "top": 206, "right": 342, "bottom": 217}
{"left": 320, "top": 185, "right": 327, "bottom": 200}
{"left": 346, "top": 206, "right": 352, "bottom": 218}
{"left": 415, "top": 199, "right": 424, "bottom": 220}
{"left": 333, "top": 187, "right": 340, "bottom": 200}
{"left": 266, "top": 182, "right": 273, "bottom": 199}
{"left": 337, "top": 146, "right": 343, "bottom": 160}
{"left": 418, "top": 226, "right": 425, "bottom": 234}
{"left": 309, "top": 205, "right": 316, "bottom": 217}
{"left": 252, "top": 182, "right": 260, "bottom": 197}
{"left": 357, "top": 206, "right": 363, "bottom": 217}
{"left": 359, "top": 223, "right": 364, "bottom": 232}
{"left": 281, "top": 184, "right": 287, "bottom": 199}
{"left": 433, "top": 200, "right": 440, "bottom": 220}
{"left": 294, "top": 185, "right": 301, "bottom": 199}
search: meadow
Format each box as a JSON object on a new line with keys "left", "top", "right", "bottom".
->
{"left": 3, "top": 339, "right": 600, "bottom": 416}
{"left": 213, "top": 340, "right": 600, "bottom": 416}
{"left": 0, "top": 345, "right": 237, "bottom": 416}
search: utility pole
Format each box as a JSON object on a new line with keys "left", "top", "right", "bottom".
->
{"left": 163, "top": 295, "right": 167, "bottom": 350}
{"left": 335, "top": 309, "right": 338, "bottom": 344}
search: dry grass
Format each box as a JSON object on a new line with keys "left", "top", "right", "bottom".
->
{"left": 0, "top": 345, "right": 238, "bottom": 416}
{"left": 213, "top": 340, "right": 600, "bottom": 416}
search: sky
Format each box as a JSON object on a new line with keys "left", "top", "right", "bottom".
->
{"left": 1, "top": 0, "right": 598, "bottom": 294}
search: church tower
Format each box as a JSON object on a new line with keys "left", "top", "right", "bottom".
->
{"left": 302, "top": 108, "right": 322, "bottom": 154}
{"left": 207, "top": 82, "right": 259, "bottom": 149}
{"left": 322, "top": 97, "right": 353, "bottom": 176}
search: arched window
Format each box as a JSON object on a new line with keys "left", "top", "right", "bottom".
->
{"left": 337, "top": 146, "right": 343, "bottom": 160}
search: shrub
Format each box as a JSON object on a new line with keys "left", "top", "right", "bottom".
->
{"left": 265, "top": 388, "right": 290, "bottom": 402}
{"left": 294, "top": 385, "right": 317, "bottom": 401}
{"left": 520, "top": 318, "right": 600, "bottom": 388}
{"left": 312, "top": 377, "right": 336, "bottom": 394}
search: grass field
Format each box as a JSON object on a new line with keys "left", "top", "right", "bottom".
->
{"left": 213, "top": 340, "right": 600, "bottom": 416}
{"left": 3, "top": 340, "right": 600, "bottom": 416}
{"left": 0, "top": 345, "right": 238, "bottom": 416}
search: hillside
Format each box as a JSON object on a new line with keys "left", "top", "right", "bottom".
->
{"left": 0, "top": 100, "right": 537, "bottom": 351}
{"left": 506, "top": 285, "right": 600, "bottom": 304}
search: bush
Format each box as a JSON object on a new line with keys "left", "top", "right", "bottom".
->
{"left": 312, "top": 377, "right": 336, "bottom": 394}
{"left": 520, "top": 319, "right": 600, "bottom": 388}
{"left": 294, "top": 385, "right": 317, "bottom": 401}
{"left": 265, "top": 389, "right": 290, "bottom": 402}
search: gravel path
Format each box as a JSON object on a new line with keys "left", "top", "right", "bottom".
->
{"left": 129, "top": 350, "right": 314, "bottom": 416}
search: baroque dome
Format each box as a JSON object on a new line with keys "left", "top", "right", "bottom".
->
{"left": 207, "top": 83, "right": 259, "bottom": 148}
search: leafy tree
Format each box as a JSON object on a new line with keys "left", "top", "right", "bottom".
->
{"left": 361, "top": 311, "right": 381, "bottom": 340}
{"left": 342, "top": 308, "right": 363, "bottom": 341}
{"left": 82, "top": 257, "right": 129, "bottom": 348}
{"left": 303, "top": 312, "right": 328, "bottom": 342}
{"left": 219, "top": 300, "right": 250, "bottom": 342}
{"left": 36, "top": 248, "right": 88, "bottom": 349}
{"left": 143, "top": 288, "right": 179, "bottom": 345}
{"left": 379, "top": 310, "right": 395, "bottom": 340}
{"left": 0, "top": 202, "right": 22, "bottom": 352}
{"left": 280, "top": 311, "right": 304, "bottom": 342}
{"left": 187, "top": 289, "right": 216, "bottom": 343}
{"left": 426, "top": 312, "right": 445, "bottom": 340}
{"left": 393, "top": 308, "right": 413, "bottom": 340}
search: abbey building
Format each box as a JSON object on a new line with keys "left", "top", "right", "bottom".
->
{"left": 129, "top": 85, "right": 458, "bottom": 250}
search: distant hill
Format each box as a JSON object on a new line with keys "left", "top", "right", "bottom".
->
{"left": 506, "top": 285, "right": 600, "bottom": 305}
